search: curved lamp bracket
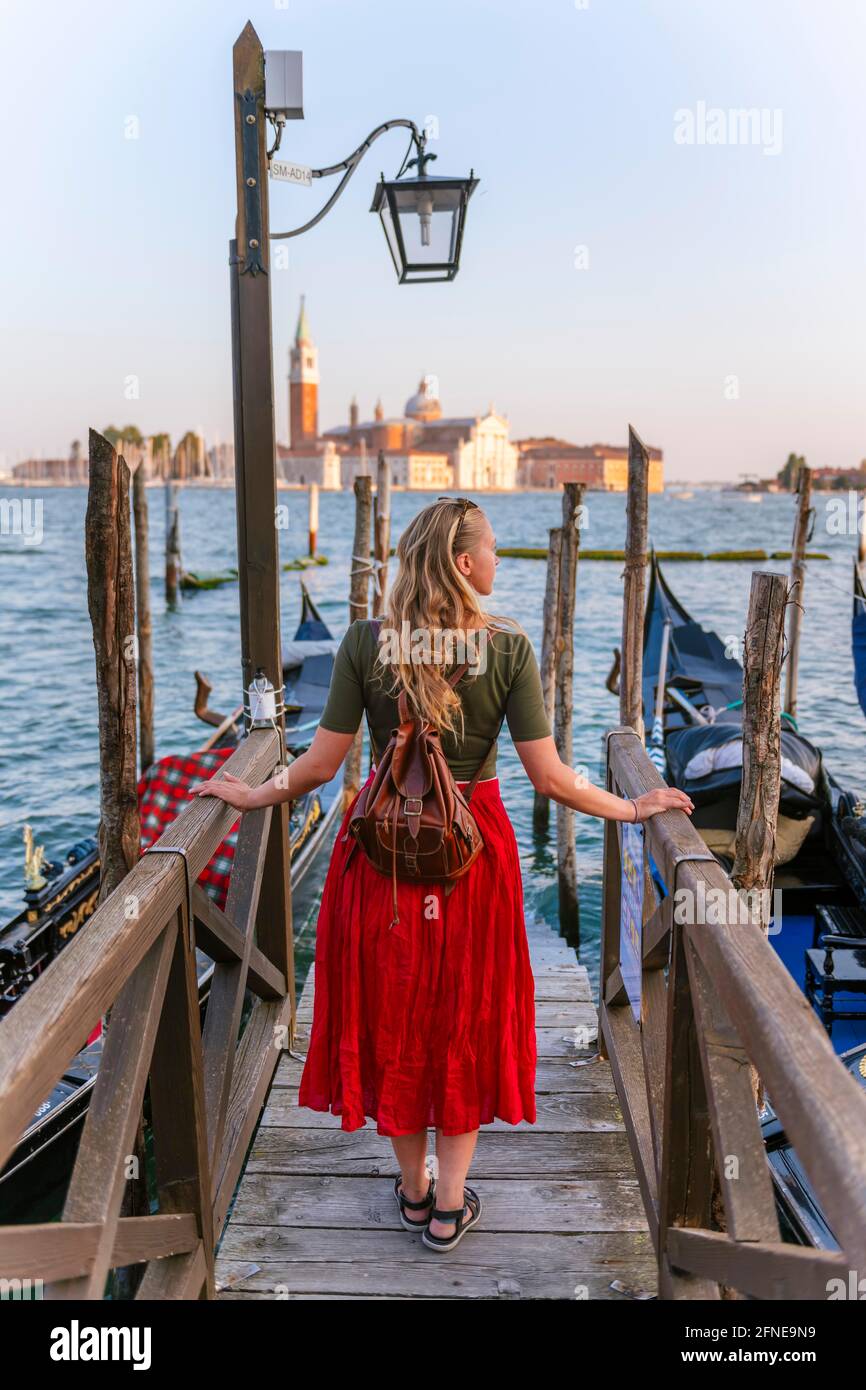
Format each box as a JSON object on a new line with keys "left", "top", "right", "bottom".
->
{"left": 269, "top": 118, "right": 424, "bottom": 241}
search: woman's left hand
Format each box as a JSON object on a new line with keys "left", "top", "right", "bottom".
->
{"left": 635, "top": 786, "right": 694, "bottom": 820}
{"left": 190, "top": 771, "right": 252, "bottom": 812}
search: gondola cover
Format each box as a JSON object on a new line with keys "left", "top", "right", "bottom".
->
{"left": 665, "top": 718, "right": 824, "bottom": 816}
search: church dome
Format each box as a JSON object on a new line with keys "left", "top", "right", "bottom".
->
{"left": 404, "top": 376, "right": 442, "bottom": 421}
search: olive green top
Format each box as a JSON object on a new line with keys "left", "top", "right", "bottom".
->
{"left": 318, "top": 619, "right": 552, "bottom": 780}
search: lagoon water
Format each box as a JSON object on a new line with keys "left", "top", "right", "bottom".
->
{"left": 1, "top": 485, "right": 863, "bottom": 989}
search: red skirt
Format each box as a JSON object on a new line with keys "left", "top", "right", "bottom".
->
{"left": 297, "top": 774, "right": 537, "bottom": 1136}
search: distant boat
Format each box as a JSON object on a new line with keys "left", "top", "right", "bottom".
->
{"left": 669, "top": 490, "right": 694, "bottom": 501}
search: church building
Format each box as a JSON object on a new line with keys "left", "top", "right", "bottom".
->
{"left": 276, "top": 298, "right": 518, "bottom": 491}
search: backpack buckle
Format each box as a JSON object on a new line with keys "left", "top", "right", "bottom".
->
{"left": 403, "top": 797, "right": 424, "bottom": 816}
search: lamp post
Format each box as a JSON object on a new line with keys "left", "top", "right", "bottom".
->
{"left": 229, "top": 21, "right": 478, "bottom": 1015}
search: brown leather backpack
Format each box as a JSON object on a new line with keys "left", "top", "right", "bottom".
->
{"left": 341, "top": 619, "right": 499, "bottom": 928}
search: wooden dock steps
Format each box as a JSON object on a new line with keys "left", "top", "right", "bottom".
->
{"left": 215, "top": 922, "right": 656, "bottom": 1300}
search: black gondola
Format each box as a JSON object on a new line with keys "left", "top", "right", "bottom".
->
{"left": 0, "top": 583, "right": 342, "bottom": 1221}
{"left": 853, "top": 559, "right": 866, "bottom": 720}
{"left": 640, "top": 553, "right": 866, "bottom": 1251}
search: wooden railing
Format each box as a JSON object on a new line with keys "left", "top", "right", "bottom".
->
{"left": 0, "top": 729, "right": 289, "bottom": 1299}
{"left": 601, "top": 727, "right": 866, "bottom": 1300}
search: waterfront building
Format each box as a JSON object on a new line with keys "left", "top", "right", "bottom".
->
{"left": 517, "top": 438, "right": 664, "bottom": 492}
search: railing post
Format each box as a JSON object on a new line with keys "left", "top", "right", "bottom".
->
{"left": 230, "top": 23, "right": 294, "bottom": 994}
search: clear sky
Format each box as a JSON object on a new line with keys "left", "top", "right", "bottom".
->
{"left": 2, "top": 0, "right": 865, "bottom": 480}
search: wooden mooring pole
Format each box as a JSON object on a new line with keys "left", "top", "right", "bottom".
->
{"left": 229, "top": 22, "right": 293, "bottom": 995}
{"left": 372, "top": 449, "right": 391, "bottom": 619}
{"left": 132, "top": 460, "right": 154, "bottom": 773}
{"left": 344, "top": 475, "right": 373, "bottom": 803}
{"left": 784, "top": 463, "right": 812, "bottom": 721}
{"left": 533, "top": 526, "right": 563, "bottom": 832}
{"left": 733, "top": 570, "right": 787, "bottom": 1112}
{"left": 733, "top": 572, "right": 787, "bottom": 932}
{"left": 85, "top": 429, "right": 140, "bottom": 900}
{"left": 308, "top": 481, "right": 319, "bottom": 558}
{"left": 85, "top": 431, "right": 149, "bottom": 1299}
{"left": 555, "top": 483, "right": 583, "bottom": 936}
{"left": 620, "top": 425, "right": 649, "bottom": 739}
{"left": 164, "top": 477, "right": 181, "bottom": 605}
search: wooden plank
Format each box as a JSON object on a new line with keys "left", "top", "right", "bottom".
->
{"left": 147, "top": 913, "right": 215, "bottom": 1297}
{"left": 136, "top": 1243, "right": 207, "bottom": 1301}
{"left": 228, "top": 1173, "right": 647, "bottom": 1233}
{"left": 241, "top": 1127, "right": 635, "bottom": 1177}
{"left": 599, "top": 1002, "right": 659, "bottom": 1245}
{"left": 0, "top": 1214, "right": 198, "bottom": 1283}
{"left": 640, "top": 966, "right": 667, "bottom": 1173}
{"left": 642, "top": 895, "right": 671, "bottom": 969}
{"left": 684, "top": 932, "right": 780, "bottom": 1244}
{"left": 658, "top": 917, "right": 717, "bottom": 1298}
{"left": 667, "top": 1228, "right": 846, "bottom": 1301}
{"left": 193, "top": 884, "right": 286, "bottom": 999}
{"left": 262, "top": 1089, "right": 622, "bottom": 1133}
{"left": 0, "top": 729, "right": 279, "bottom": 1172}
{"left": 212, "top": 994, "right": 293, "bottom": 1234}
{"left": 273, "top": 1054, "right": 616, "bottom": 1095}
{"left": 202, "top": 804, "right": 272, "bottom": 1172}
{"left": 51, "top": 923, "right": 177, "bottom": 1299}
{"left": 216, "top": 1229, "right": 656, "bottom": 1300}
{"left": 679, "top": 859, "right": 866, "bottom": 1277}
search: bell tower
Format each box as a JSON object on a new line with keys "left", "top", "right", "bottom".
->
{"left": 289, "top": 296, "right": 319, "bottom": 449}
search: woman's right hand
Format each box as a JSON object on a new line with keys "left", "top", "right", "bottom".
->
{"left": 191, "top": 771, "right": 252, "bottom": 812}
{"left": 635, "top": 786, "right": 694, "bottom": 820}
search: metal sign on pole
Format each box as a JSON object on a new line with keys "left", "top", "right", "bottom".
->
{"left": 269, "top": 160, "right": 313, "bottom": 186}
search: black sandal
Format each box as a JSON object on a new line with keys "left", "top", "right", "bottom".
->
{"left": 394, "top": 1172, "right": 436, "bottom": 1231}
{"left": 422, "top": 1184, "right": 482, "bottom": 1252}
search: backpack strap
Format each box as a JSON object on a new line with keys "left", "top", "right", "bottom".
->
{"left": 463, "top": 715, "right": 505, "bottom": 802}
{"left": 368, "top": 617, "right": 500, "bottom": 797}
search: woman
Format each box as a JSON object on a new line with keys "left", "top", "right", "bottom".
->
{"left": 194, "top": 497, "right": 693, "bottom": 1253}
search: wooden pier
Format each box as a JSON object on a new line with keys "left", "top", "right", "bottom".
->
{"left": 215, "top": 925, "right": 655, "bottom": 1300}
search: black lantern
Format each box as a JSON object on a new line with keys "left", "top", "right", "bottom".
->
{"left": 370, "top": 170, "right": 479, "bottom": 283}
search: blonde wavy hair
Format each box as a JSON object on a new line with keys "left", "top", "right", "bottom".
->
{"left": 377, "top": 498, "right": 515, "bottom": 738}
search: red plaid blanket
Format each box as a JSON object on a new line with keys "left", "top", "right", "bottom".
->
{"left": 137, "top": 748, "right": 239, "bottom": 911}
